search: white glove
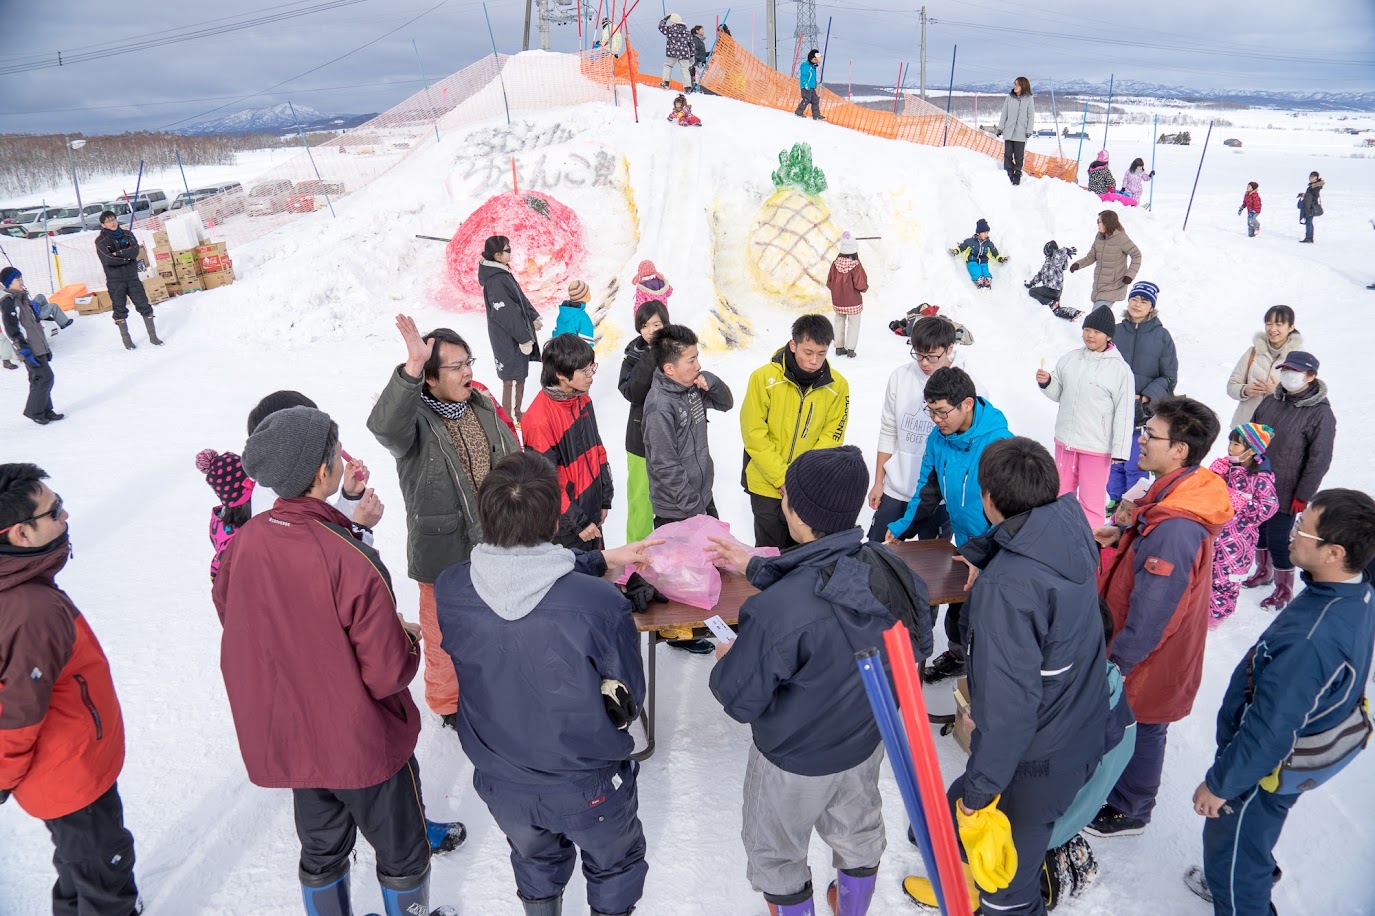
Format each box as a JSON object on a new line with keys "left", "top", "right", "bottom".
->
{"left": 519, "top": 341, "right": 533, "bottom": 355}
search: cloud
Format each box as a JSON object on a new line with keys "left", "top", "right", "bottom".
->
{"left": 1, "top": 0, "right": 1371, "bottom": 134}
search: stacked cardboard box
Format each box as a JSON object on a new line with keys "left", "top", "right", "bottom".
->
{"left": 196, "top": 242, "right": 235, "bottom": 290}
{"left": 142, "top": 276, "right": 169, "bottom": 304}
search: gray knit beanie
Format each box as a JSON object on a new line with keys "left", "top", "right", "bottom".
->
{"left": 242, "top": 406, "right": 336, "bottom": 498}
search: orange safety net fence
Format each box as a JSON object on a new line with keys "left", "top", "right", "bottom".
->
{"left": 699, "top": 34, "right": 1078, "bottom": 183}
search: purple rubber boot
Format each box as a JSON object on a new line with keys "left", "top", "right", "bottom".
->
{"left": 826, "top": 870, "right": 877, "bottom": 916}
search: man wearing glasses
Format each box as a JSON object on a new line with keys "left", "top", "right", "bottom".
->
{"left": 520, "top": 334, "right": 615, "bottom": 550}
{"left": 0, "top": 464, "right": 142, "bottom": 916}
{"left": 368, "top": 314, "right": 520, "bottom": 728}
{"left": 1086, "top": 397, "right": 1235, "bottom": 840}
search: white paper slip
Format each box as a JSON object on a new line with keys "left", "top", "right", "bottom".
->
{"left": 703, "top": 615, "right": 736, "bottom": 643}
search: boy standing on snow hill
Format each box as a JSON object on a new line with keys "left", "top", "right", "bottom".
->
{"left": 950, "top": 219, "right": 1009, "bottom": 289}
{"left": 1189, "top": 488, "right": 1375, "bottom": 915}
{"left": 886, "top": 365, "right": 1013, "bottom": 682}
{"left": 900, "top": 437, "right": 1108, "bottom": 916}
{"left": 708, "top": 445, "right": 931, "bottom": 916}
{"left": 795, "top": 48, "right": 823, "bottom": 120}
{"left": 214, "top": 406, "right": 458, "bottom": 916}
{"left": 740, "top": 314, "right": 850, "bottom": 550}
{"left": 434, "top": 450, "right": 656, "bottom": 916}
{"left": 0, "top": 464, "right": 142, "bottom": 916}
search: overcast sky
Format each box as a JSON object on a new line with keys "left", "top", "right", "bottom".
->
{"left": 2, "top": 0, "right": 1373, "bottom": 134}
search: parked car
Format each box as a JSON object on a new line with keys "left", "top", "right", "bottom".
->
{"left": 80, "top": 202, "right": 111, "bottom": 230}
{"left": 47, "top": 207, "right": 86, "bottom": 234}
{"left": 131, "top": 189, "right": 171, "bottom": 214}
{"left": 1, "top": 206, "right": 42, "bottom": 223}
{"left": 169, "top": 189, "right": 217, "bottom": 211}
{"left": 1223, "top": 138, "right": 1243, "bottom": 148}
{"left": 0, "top": 224, "right": 29, "bottom": 239}
{"left": 8, "top": 208, "right": 63, "bottom": 238}
{"left": 246, "top": 180, "right": 296, "bottom": 217}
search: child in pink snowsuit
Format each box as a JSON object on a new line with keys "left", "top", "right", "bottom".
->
{"left": 196, "top": 448, "right": 255, "bottom": 582}
{"left": 667, "top": 94, "right": 701, "bottom": 126}
{"left": 1207, "top": 423, "right": 1279, "bottom": 629}
{"left": 632, "top": 259, "right": 673, "bottom": 311}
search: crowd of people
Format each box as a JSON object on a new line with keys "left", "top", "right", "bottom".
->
{"left": 1, "top": 151, "right": 1369, "bottom": 916}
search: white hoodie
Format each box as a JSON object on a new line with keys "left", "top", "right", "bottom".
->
{"left": 876, "top": 352, "right": 984, "bottom": 502}
{"left": 1040, "top": 345, "right": 1135, "bottom": 459}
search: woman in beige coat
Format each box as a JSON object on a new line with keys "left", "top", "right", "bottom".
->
{"left": 1225, "top": 304, "right": 1303, "bottom": 426}
{"left": 1069, "top": 210, "right": 1142, "bottom": 310}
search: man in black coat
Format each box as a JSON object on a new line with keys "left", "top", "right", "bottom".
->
{"left": 94, "top": 211, "right": 163, "bottom": 350}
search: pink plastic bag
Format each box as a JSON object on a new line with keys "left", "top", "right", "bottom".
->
{"left": 636, "top": 515, "right": 778, "bottom": 610}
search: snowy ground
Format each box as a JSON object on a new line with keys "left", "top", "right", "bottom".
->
{"left": 3, "top": 57, "right": 1374, "bottom": 915}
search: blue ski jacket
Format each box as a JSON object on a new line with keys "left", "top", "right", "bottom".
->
{"left": 1206, "top": 574, "right": 1374, "bottom": 801}
{"left": 889, "top": 397, "right": 1014, "bottom": 546}
{"left": 710, "top": 528, "right": 928, "bottom": 776}
{"left": 799, "top": 60, "right": 818, "bottom": 90}
{"left": 552, "top": 299, "right": 595, "bottom": 345}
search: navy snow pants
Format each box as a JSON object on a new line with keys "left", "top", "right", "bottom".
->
{"left": 1202, "top": 786, "right": 1295, "bottom": 915}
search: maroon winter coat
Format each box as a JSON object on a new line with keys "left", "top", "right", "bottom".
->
{"left": 212, "top": 497, "right": 421, "bottom": 790}
{"left": 827, "top": 257, "right": 869, "bottom": 315}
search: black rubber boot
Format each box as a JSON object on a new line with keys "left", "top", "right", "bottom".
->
{"left": 520, "top": 893, "right": 562, "bottom": 916}
{"left": 116, "top": 319, "right": 136, "bottom": 350}
{"left": 143, "top": 315, "right": 164, "bottom": 346}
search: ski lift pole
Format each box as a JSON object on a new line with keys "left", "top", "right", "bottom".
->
{"left": 482, "top": 3, "right": 512, "bottom": 126}
{"left": 940, "top": 44, "right": 956, "bottom": 147}
{"left": 1182, "top": 120, "right": 1214, "bottom": 232}
{"left": 175, "top": 149, "right": 192, "bottom": 199}
{"left": 1101, "top": 73, "right": 1114, "bottom": 149}
{"left": 127, "top": 160, "right": 144, "bottom": 230}
{"left": 818, "top": 16, "right": 831, "bottom": 86}
{"left": 289, "top": 102, "right": 336, "bottom": 219}
{"left": 1148, "top": 113, "right": 1158, "bottom": 211}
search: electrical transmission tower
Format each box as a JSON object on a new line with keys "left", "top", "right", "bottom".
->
{"left": 793, "top": 0, "right": 819, "bottom": 63}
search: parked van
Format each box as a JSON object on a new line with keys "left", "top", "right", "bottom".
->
{"left": 48, "top": 207, "right": 86, "bottom": 234}
{"left": 133, "top": 189, "right": 171, "bottom": 214}
{"left": 80, "top": 202, "right": 111, "bottom": 229}
{"left": 247, "top": 180, "right": 296, "bottom": 217}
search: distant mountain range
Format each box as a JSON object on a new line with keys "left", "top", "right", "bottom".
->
{"left": 181, "top": 103, "right": 379, "bottom": 136}
{"left": 919, "top": 79, "right": 1375, "bottom": 111}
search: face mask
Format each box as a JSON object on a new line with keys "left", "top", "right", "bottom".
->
{"left": 1228, "top": 454, "right": 1252, "bottom": 465}
{"left": 1279, "top": 370, "right": 1309, "bottom": 392}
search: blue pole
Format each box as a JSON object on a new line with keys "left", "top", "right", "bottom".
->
{"left": 174, "top": 149, "right": 192, "bottom": 198}
{"left": 940, "top": 44, "right": 957, "bottom": 147}
{"left": 288, "top": 101, "right": 336, "bottom": 219}
{"left": 482, "top": 2, "right": 512, "bottom": 126}
{"left": 1101, "top": 73, "right": 1114, "bottom": 149}
{"left": 818, "top": 16, "right": 832, "bottom": 85}
{"left": 1148, "top": 113, "right": 1158, "bottom": 211}
{"left": 127, "top": 160, "right": 144, "bottom": 230}
{"left": 857, "top": 650, "right": 949, "bottom": 913}
{"left": 413, "top": 39, "right": 441, "bottom": 143}
{"left": 1075, "top": 100, "right": 1089, "bottom": 177}
{"left": 1182, "top": 119, "right": 1214, "bottom": 232}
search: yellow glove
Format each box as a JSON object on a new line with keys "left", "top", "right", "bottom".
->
{"left": 956, "top": 795, "right": 1017, "bottom": 892}
{"left": 948, "top": 247, "right": 960, "bottom": 255}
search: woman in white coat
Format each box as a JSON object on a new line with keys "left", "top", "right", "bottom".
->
{"left": 1225, "top": 304, "right": 1303, "bottom": 426}
{"left": 1035, "top": 305, "right": 1135, "bottom": 527}
{"left": 997, "top": 76, "right": 1035, "bottom": 186}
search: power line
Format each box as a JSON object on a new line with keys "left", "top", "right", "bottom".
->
{"left": 159, "top": 0, "right": 450, "bottom": 130}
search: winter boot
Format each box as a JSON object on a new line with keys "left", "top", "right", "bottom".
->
{"left": 902, "top": 863, "right": 980, "bottom": 910}
{"left": 375, "top": 866, "right": 456, "bottom": 916}
{"left": 2, "top": 359, "right": 15, "bottom": 370}
{"left": 143, "top": 315, "right": 164, "bottom": 345}
{"left": 116, "top": 319, "right": 136, "bottom": 350}
{"left": 519, "top": 893, "right": 562, "bottom": 916}
{"left": 426, "top": 818, "right": 467, "bottom": 854}
{"left": 1053, "top": 306, "right": 1083, "bottom": 321}
{"left": 301, "top": 863, "right": 351, "bottom": 916}
{"left": 1260, "top": 568, "right": 1296, "bottom": 611}
{"left": 923, "top": 650, "right": 966, "bottom": 682}
{"left": 825, "top": 867, "right": 877, "bottom": 915}
{"left": 766, "top": 884, "right": 816, "bottom": 916}
{"left": 1241, "top": 548, "right": 1274, "bottom": 588}
{"left": 1183, "top": 863, "right": 1282, "bottom": 904}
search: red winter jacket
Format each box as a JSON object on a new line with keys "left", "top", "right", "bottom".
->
{"left": 827, "top": 257, "right": 869, "bottom": 315}
{"left": 0, "top": 540, "right": 125, "bottom": 819}
{"left": 520, "top": 390, "right": 614, "bottom": 544}
{"left": 212, "top": 497, "right": 421, "bottom": 789}
{"left": 1242, "top": 189, "right": 1262, "bottom": 214}
{"left": 1099, "top": 466, "right": 1234, "bottom": 723}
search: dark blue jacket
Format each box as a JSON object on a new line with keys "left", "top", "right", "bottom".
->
{"left": 956, "top": 494, "right": 1109, "bottom": 810}
{"left": 1113, "top": 314, "right": 1178, "bottom": 424}
{"left": 709, "top": 528, "right": 928, "bottom": 776}
{"left": 1206, "top": 574, "right": 1374, "bottom": 801}
{"left": 434, "top": 550, "right": 645, "bottom": 788}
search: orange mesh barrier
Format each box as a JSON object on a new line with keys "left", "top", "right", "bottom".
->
{"left": 700, "top": 35, "right": 1078, "bottom": 183}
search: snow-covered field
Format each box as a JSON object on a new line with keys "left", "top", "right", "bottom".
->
{"left": 3, "top": 55, "right": 1374, "bottom": 915}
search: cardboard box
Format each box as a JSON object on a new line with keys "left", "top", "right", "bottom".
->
{"left": 195, "top": 242, "right": 229, "bottom": 273}
{"left": 163, "top": 280, "right": 183, "bottom": 297}
{"left": 201, "top": 266, "right": 235, "bottom": 290}
{"left": 952, "top": 677, "right": 972, "bottom": 755}
{"left": 152, "top": 230, "right": 169, "bottom": 249}
{"left": 76, "top": 291, "right": 113, "bottom": 315}
{"left": 142, "top": 277, "right": 168, "bottom": 304}
{"left": 174, "top": 264, "right": 201, "bottom": 284}
{"left": 170, "top": 247, "right": 199, "bottom": 268}
{"left": 178, "top": 276, "right": 206, "bottom": 294}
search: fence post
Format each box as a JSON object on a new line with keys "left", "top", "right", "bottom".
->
{"left": 1182, "top": 120, "right": 1213, "bottom": 232}
{"left": 482, "top": 3, "right": 513, "bottom": 126}
{"left": 289, "top": 101, "right": 336, "bottom": 219}
{"left": 1050, "top": 83, "right": 1064, "bottom": 158}
{"left": 413, "top": 40, "right": 442, "bottom": 143}
{"left": 1148, "top": 113, "right": 1158, "bottom": 211}
{"left": 175, "top": 149, "right": 192, "bottom": 199}
{"left": 940, "top": 45, "right": 956, "bottom": 147}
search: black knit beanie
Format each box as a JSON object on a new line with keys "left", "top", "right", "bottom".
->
{"left": 1082, "top": 305, "right": 1116, "bottom": 339}
{"left": 783, "top": 445, "right": 869, "bottom": 535}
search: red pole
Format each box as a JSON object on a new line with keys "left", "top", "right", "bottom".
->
{"left": 511, "top": 156, "right": 518, "bottom": 194}
{"left": 848, "top": 58, "right": 852, "bottom": 101}
{"left": 892, "top": 62, "right": 905, "bottom": 115}
{"left": 790, "top": 31, "right": 804, "bottom": 78}
{"left": 883, "top": 624, "right": 977, "bottom": 916}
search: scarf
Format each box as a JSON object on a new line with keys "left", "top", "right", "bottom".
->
{"left": 542, "top": 385, "right": 581, "bottom": 402}
{"left": 783, "top": 346, "right": 824, "bottom": 389}
{"left": 422, "top": 391, "right": 470, "bottom": 421}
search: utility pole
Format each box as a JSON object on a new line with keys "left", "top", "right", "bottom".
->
{"left": 919, "top": 6, "right": 927, "bottom": 101}
{"left": 766, "top": 0, "right": 777, "bottom": 70}
{"left": 538, "top": 0, "right": 551, "bottom": 50}
{"left": 523, "top": 0, "right": 533, "bottom": 50}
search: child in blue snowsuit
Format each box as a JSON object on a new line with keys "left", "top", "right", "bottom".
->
{"left": 950, "top": 219, "right": 1008, "bottom": 289}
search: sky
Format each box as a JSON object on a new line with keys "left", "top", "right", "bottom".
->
{"left": 2, "top": 0, "right": 1373, "bottom": 135}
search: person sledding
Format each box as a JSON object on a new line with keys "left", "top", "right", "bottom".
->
{"left": 1025, "top": 241, "right": 1081, "bottom": 320}
{"left": 668, "top": 94, "right": 702, "bottom": 126}
{"left": 950, "top": 219, "right": 1009, "bottom": 289}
